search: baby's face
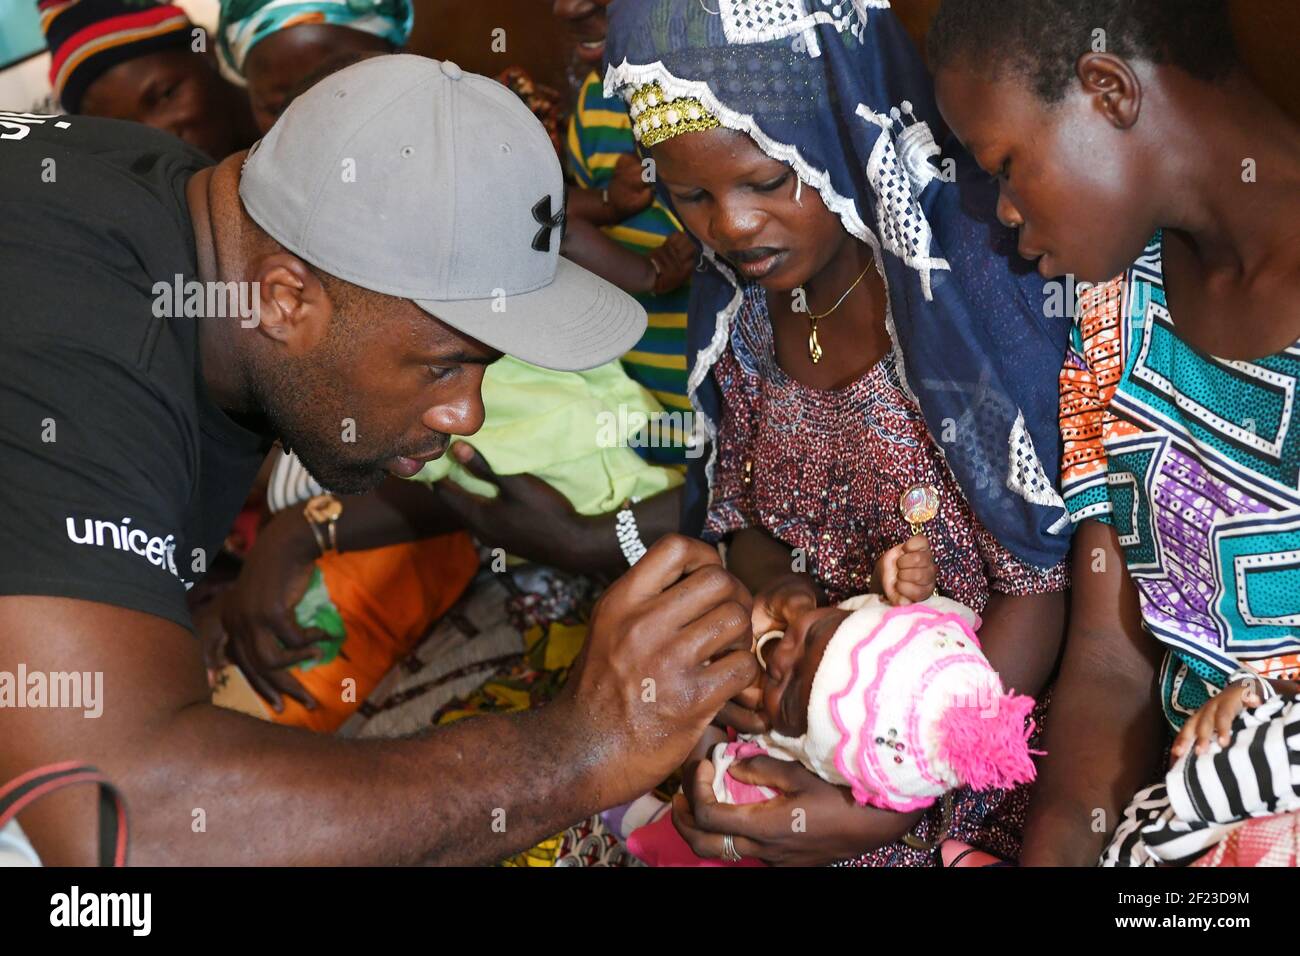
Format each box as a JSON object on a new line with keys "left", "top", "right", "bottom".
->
{"left": 760, "top": 607, "right": 850, "bottom": 737}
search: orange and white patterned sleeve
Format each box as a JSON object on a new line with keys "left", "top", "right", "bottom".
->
{"left": 1059, "top": 278, "right": 1128, "bottom": 525}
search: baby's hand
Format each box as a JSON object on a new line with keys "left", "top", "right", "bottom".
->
{"left": 649, "top": 232, "right": 699, "bottom": 295}
{"left": 1171, "top": 677, "right": 1263, "bottom": 762}
{"left": 873, "top": 535, "right": 936, "bottom": 606}
{"left": 607, "top": 152, "right": 654, "bottom": 220}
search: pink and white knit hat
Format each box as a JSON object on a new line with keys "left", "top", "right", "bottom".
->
{"left": 768, "top": 594, "right": 1038, "bottom": 813}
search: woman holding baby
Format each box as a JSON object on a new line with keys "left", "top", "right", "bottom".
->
{"left": 602, "top": 0, "right": 1072, "bottom": 866}
{"left": 604, "top": 0, "right": 1300, "bottom": 868}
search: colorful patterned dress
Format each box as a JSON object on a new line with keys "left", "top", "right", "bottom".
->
{"left": 1060, "top": 232, "right": 1300, "bottom": 732}
{"left": 704, "top": 285, "right": 1069, "bottom": 865}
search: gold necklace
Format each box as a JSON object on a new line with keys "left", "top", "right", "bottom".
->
{"left": 799, "top": 259, "right": 875, "bottom": 364}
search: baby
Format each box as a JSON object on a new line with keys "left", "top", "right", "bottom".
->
{"left": 627, "top": 543, "right": 1039, "bottom": 866}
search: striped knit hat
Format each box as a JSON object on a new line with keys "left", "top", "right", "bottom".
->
{"left": 763, "top": 594, "right": 1039, "bottom": 814}
{"left": 39, "top": 0, "right": 195, "bottom": 113}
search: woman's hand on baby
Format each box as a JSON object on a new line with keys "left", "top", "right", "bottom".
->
{"left": 684, "top": 725, "right": 728, "bottom": 783}
{"left": 872, "top": 535, "right": 936, "bottom": 606}
{"left": 673, "top": 755, "right": 908, "bottom": 866}
{"left": 1171, "top": 677, "right": 1263, "bottom": 762}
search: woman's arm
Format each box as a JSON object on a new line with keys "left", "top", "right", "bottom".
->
{"left": 565, "top": 155, "right": 653, "bottom": 228}
{"left": 212, "top": 477, "right": 469, "bottom": 709}
{"left": 975, "top": 589, "right": 1067, "bottom": 697}
{"left": 1019, "top": 519, "right": 1167, "bottom": 866}
{"left": 542, "top": 486, "right": 685, "bottom": 578}
{"left": 566, "top": 183, "right": 621, "bottom": 228}
{"left": 726, "top": 527, "right": 803, "bottom": 594}
{"left": 562, "top": 219, "right": 698, "bottom": 297}
{"left": 430, "top": 443, "right": 684, "bottom": 579}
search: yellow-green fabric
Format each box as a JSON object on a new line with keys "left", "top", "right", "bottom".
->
{"left": 567, "top": 70, "right": 691, "bottom": 466}
{"left": 413, "top": 355, "right": 682, "bottom": 515}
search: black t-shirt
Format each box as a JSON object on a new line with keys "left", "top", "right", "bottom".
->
{"left": 0, "top": 113, "right": 269, "bottom": 631}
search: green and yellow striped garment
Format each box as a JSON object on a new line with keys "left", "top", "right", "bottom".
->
{"left": 566, "top": 71, "right": 691, "bottom": 467}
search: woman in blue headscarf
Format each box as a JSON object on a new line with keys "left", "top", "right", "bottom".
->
{"left": 603, "top": 0, "right": 1074, "bottom": 865}
{"left": 217, "top": 0, "right": 413, "bottom": 132}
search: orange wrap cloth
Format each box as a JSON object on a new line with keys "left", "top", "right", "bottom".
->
{"left": 270, "top": 532, "right": 478, "bottom": 733}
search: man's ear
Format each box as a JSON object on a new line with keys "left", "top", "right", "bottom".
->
{"left": 252, "top": 253, "right": 332, "bottom": 353}
{"left": 1075, "top": 53, "right": 1142, "bottom": 130}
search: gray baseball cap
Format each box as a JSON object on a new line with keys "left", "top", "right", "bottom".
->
{"left": 238, "top": 54, "right": 647, "bottom": 372}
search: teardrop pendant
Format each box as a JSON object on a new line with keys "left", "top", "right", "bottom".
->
{"left": 808, "top": 319, "right": 823, "bottom": 364}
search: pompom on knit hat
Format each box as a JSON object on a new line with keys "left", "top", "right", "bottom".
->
{"left": 39, "top": 0, "right": 195, "bottom": 114}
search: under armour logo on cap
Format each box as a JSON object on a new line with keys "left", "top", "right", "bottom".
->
{"left": 238, "top": 55, "right": 646, "bottom": 373}
{"left": 531, "top": 195, "right": 566, "bottom": 252}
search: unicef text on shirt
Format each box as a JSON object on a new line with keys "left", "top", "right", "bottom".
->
{"left": 65, "top": 515, "right": 184, "bottom": 580}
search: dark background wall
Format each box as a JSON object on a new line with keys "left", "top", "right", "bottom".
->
{"left": 406, "top": 0, "right": 1298, "bottom": 119}
{"left": 408, "top": 1, "right": 574, "bottom": 95}
{"left": 1231, "top": 0, "right": 1300, "bottom": 118}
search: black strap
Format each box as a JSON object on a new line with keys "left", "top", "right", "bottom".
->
{"left": 0, "top": 762, "right": 129, "bottom": 866}
{"left": 902, "top": 790, "right": 955, "bottom": 853}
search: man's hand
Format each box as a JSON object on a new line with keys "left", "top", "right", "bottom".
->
{"left": 556, "top": 534, "right": 758, "bottom": 806}
{"left": 3, "top": 589, "right": 757, "bottom": 866}
{"left": 606, "top": 153, "right": 654, "bottom": 220}
{"left": 220, "top": 507, "right": 325, "bottom": 712}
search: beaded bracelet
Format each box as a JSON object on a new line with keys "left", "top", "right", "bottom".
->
{"left": 615, "top": 498, "right": 647, "bottom": 567}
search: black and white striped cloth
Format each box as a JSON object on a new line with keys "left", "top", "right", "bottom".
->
{"left": 1101, "top": 694, "right": 1300, "bottom": 866}
{"left": 265, "top": 450, "right": 323, "bottom": 516}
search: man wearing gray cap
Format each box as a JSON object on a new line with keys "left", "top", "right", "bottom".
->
{"left": 0, "top": 56, "right": 756, "bottom": 864}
